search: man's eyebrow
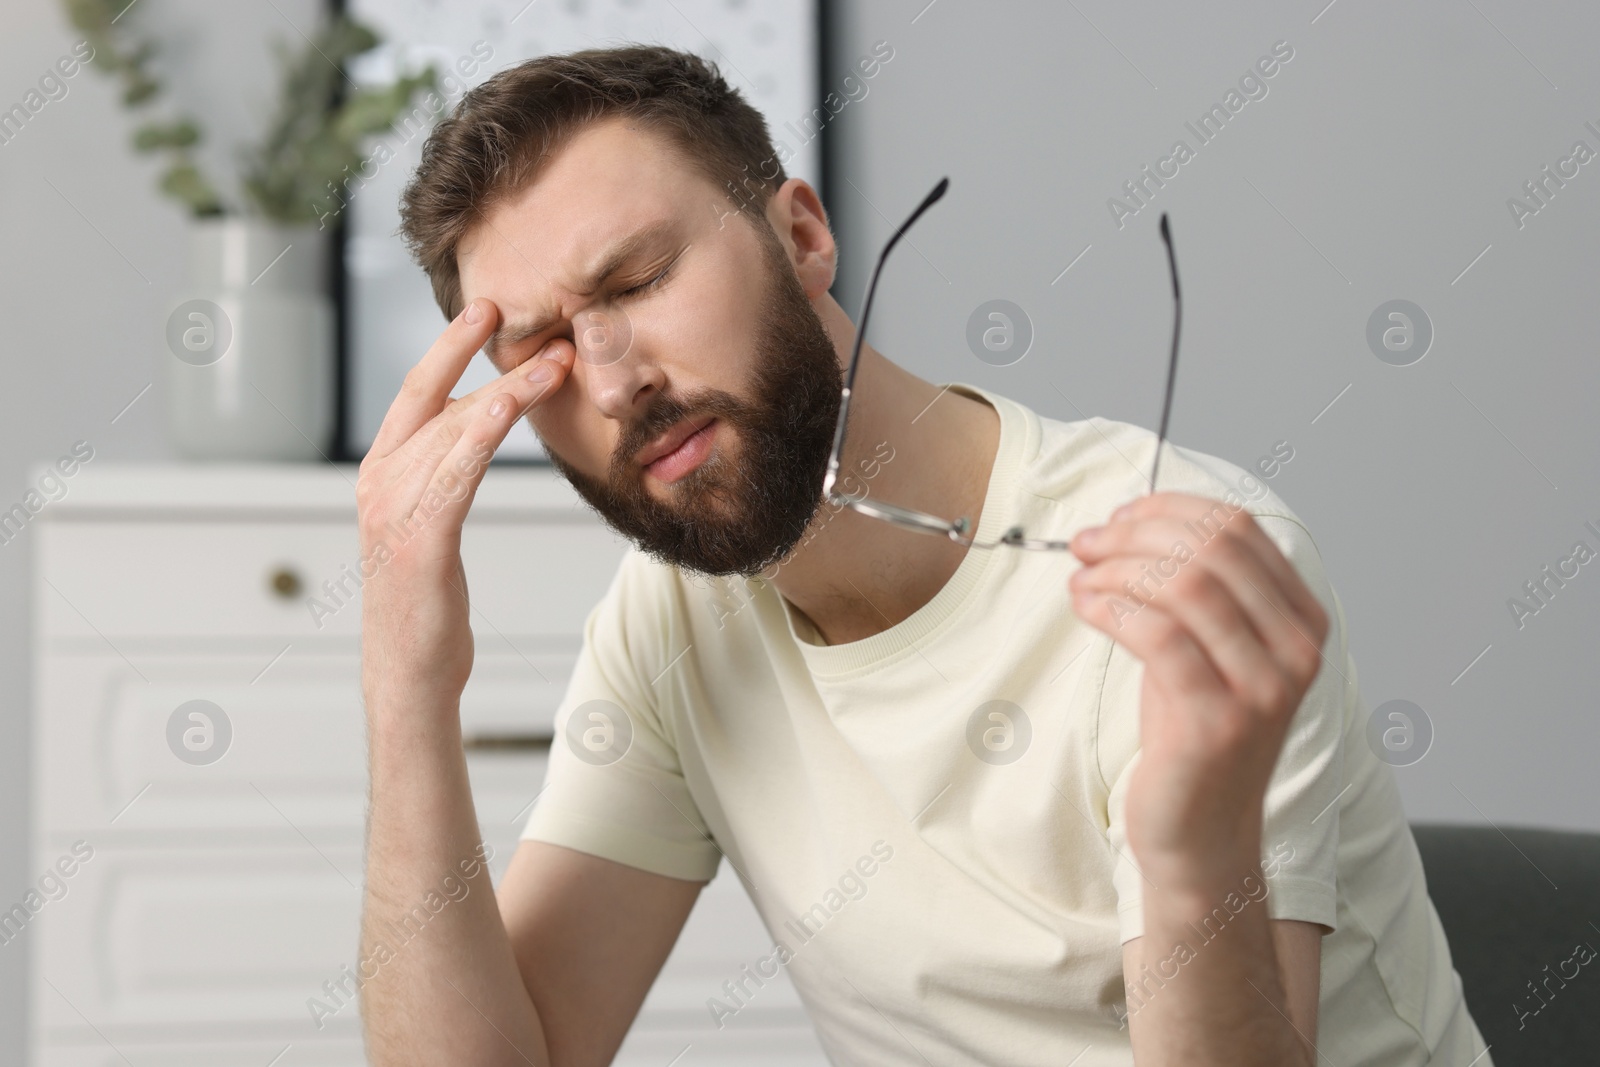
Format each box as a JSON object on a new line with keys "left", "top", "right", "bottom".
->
{"left": 483, "top": 218, "right": 681, "bottom": 366}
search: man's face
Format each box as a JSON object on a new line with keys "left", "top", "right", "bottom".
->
{"left": 458, "top": 117, "right": 843, "bottom": 577}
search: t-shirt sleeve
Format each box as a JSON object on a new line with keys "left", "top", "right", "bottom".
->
{"left": 519, "top": 550, "right": 723, "bottom": 883}
{"left": 1104, "top": 511, "right": 1346, "bottom": 943}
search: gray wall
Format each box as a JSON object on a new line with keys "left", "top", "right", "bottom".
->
{"left": 3, "top": 0, "right": 1598, "bottom": 1059}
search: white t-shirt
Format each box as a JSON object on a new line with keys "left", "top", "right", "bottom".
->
{"left": 521, "top": 383, "right": 1491, "bottom": 1066}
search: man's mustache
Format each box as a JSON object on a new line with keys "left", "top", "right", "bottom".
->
{"left": 610, "top": 389, "right": 745, "bottom": 476}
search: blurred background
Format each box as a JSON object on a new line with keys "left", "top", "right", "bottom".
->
{"left": 3, "top": 0, "right": 1599, "bottom": 1064}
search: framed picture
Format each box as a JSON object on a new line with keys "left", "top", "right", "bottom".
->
{"left": 339, "top": 0, "right": 826, "bottom": 460}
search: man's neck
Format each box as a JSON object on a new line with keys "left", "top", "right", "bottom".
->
{"left": 770, "top": 339, "right": 1002, "bottom": 647}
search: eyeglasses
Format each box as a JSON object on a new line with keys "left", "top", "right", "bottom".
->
{"left": 820, "top": 177, "right": 1183, "bottom": 551}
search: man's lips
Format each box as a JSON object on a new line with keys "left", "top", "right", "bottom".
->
{"left": 634, "top": 415, "right": 715, "bottom": 466}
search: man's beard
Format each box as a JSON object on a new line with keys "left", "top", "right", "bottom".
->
{"left": 543, "top": 225, "right": 843, "bottom": 578}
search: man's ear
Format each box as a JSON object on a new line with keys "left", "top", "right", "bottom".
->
{"left": 766, "top": 178, "right": 837, "bottom": 298}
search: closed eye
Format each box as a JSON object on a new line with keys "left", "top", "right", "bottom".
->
{"left": 617, "top": 265, "right": 668, "bottom": 299}
{"left": 618, "top": 262, "right": 674, "bottom": 298}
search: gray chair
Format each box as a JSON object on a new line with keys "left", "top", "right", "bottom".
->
{"left": 1410, "top": 823, "right": 1600, "bottom": 1064}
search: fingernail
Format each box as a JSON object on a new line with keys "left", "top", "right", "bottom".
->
{"left": 1076, "top": 526, "right": 1102, "bottom": 547}
{"left": 527, "top": 361, "right": 554, "bottom": 383}
{"left": 1112, "top": 504, "right": 1132, "bottom": 521}
{"left": 488, "top": 396, "right": 508, "bottom": 417}
{"left": 464, "top": 301, "right": 484, "bottom": 324}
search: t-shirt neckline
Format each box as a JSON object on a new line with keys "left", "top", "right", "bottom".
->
{"left": 778, "top": 382, "right": 1033, "bottom": 678}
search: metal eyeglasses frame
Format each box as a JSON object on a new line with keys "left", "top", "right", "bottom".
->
{"left": 819, "top": 177, "right": 1183, "bottom": 551}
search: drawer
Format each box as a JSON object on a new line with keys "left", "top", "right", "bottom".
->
{"left": 30, "top": 842, "right": 372, "bottom": 1037}
{"left": 32, "top": 1038, "right": 366, "bottom": 1066}
{"left": 35, "top": 651, "right": 557, "bottom": 836}
{"left": 33, "top": 1030, "right": 829, "bottom": 1067}
{"left": 28, "top": 846, "right": 823, "bottom": 1062}
{"left": 36, "top": 518, "right": 628, "bottom": 640}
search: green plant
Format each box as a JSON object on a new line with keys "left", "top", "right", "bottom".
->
{"left": 62, "top": 0, "right": 437, "bottom": 223}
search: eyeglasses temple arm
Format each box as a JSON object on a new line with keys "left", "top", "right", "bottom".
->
{"left": 823, "top": 177, "right": 951, "bottom": 500}
{"left": 1147, "top": 212, "right": 1182, "bottom": 495}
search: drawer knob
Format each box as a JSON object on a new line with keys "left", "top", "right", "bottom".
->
{"left": 268, "top": 566, "right": 303, "bottom": 599}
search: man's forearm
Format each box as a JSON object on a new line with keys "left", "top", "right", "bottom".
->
{"left": 361, "top": 696, "right": 551, "bottom": 1067}
{"left": 1126, "top": 857, "right": 1314, "bottom": 1067}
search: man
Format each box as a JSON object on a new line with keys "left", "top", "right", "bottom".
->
{"left": 356, "top": 45, "right": 1490, "bottom": 1066}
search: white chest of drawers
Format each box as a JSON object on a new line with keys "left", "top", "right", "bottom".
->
{"left": 27, "top": 463, "right": 824, "bottom": 1066}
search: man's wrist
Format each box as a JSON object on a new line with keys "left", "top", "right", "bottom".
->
{"left": 1139, "top": 842, "right": 1267, "bottom": 924}
{"left": 363, "top": 685, "right": 463, "bottom": 738}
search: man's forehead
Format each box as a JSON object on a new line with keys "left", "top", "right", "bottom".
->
{"left": 458, "top": 123, "right": 704, "bottom": 299}
{"left": 462, "top": 194, "right": 667, "bottom": 289}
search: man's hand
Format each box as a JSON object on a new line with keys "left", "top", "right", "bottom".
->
{"left": 356, "top": 298, "right": 574, "bottom": 1066}
{"left": 1067, "top": 491, "right": 1329, "bottom": 891}
{"left": 1067, "top": 491, "right": 1331, "bottom": 1065}
{"left": 358, "top": 298, "right": 574, "bottom": 713}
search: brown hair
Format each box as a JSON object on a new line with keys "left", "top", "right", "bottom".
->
{"left": 398, "top": 45, "right": 790, "bottom": 322}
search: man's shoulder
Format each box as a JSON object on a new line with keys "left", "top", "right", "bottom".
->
{"left": 580, "top": 547, "right": 697, "bottom": 671}
{"left": 1011, "top": 401, "right": 1304, "bottom": 525}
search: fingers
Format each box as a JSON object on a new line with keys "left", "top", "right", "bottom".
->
{"left": 369, "top": 298, "right": 503, "bottom": 461}
{"left": 1075, "top": 582, "right": 1229, "bottom": 706}
{"left": 385, "top": 338, "right": 575, "bottom": 512}
{"left": 1067, "top": 492, "right": 1329, "bottom": 712}
{"left": 1071, "top": 495, "right": 1328, "bottom": 663}
{"left": 1072, "top": 517, "right": 1309, "bottom": 673}
{"left": 1078, "top": 493, "right": 1325, "bottom": 629}
{"left": 357, "top": 337, "right": 574, "bottom": 559}
{"left": 418, "top": 360, "right": 568, "bottom": 533}
{"left": 443, "top": 335, "right": 578, "bottom": 425}
{"left": 1071, "top": 555, "right": 1294, "bottom": 716}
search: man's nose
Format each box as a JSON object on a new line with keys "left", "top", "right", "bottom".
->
{"left": 578, "top": 310, "right": 663, "bottom": 420}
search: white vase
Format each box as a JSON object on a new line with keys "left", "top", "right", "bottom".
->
{"left": 164, "top": 217, "right": 335, "bottom": 461}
